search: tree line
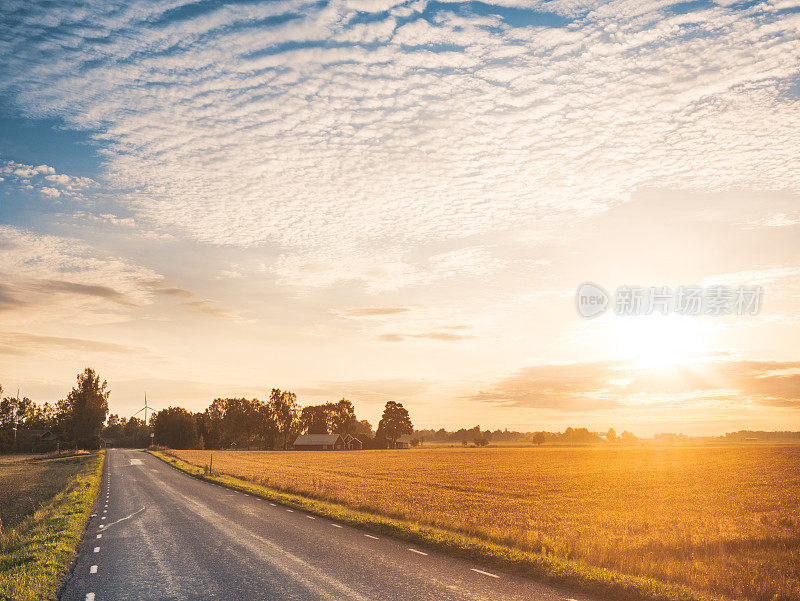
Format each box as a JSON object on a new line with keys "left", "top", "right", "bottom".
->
{"left": 0, "top": 368, "right": 414, "bottom": 451}
{"left": 3, "top": 367, "right": 658, "bottom": 453}
{"left": 150, "top": 395, "right": 413, "bottom": 450}
{"left": 414, "top": 425, "right": 639, "bottom": 446}
{"left": 0, "top": 368, "right": 109, "bottom": 451}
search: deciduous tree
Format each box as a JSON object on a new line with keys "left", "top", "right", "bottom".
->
{"left": 376, "top": 401, "right": 413, "bottom": 448}
{"left": 152, "top": 407, "right": 198, "bottom": 449}
{"left": 65, "top": 368, "right": 109, "bottom": 448}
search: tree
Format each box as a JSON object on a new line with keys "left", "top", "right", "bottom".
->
{"left": 606, "top": 428, "right": 618, "bottom": 443}
{"left": 300, "top": 404, "right": 330, "bottom": 434}
{"left": 124, "top": 417, "right": 150, "bottom": 446}
{"left": 330, "top": 398, "right": 359, "bottom": 435}
{"left": 152, "top": 407, "right": 198, "bottom": 449}
{"left": 532, "top": 432, "right": 546, "bottom": 446}
{"left": 202, "top": 397, "right": 267, "bottom": 449}
{"left": 65, "top": 368, "right": 109, "bottom": 447}
{"left": 354, "top": 419, "right": 374, "bottom": 438}
{"left": 620, "top": 430, "right": 638, "bottom": 443}
{"left": 376, "top": 401, "right": 413, "bottom": 448}
{"left": 0, "top": 395, "right": 33, "bottom": 430}
{"left": 269, "top": 389, "right": 299, "bottom": 449}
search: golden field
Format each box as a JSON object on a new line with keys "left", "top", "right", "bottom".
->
{"left": 171, "top": 446, "right": 800, "bottom": 601}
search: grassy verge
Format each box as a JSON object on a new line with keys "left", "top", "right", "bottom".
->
{"left": 149, "top": 449, "right": 725, "bottom": 601}
{"left": 0, "top": 452, "right": 104, "bottom": 601}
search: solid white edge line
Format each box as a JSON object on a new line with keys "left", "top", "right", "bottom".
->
{"left": 471, "top": 568, "right": 499, "bottom": 578}
{"left": 90, "top": 565, "right": 98, "bottom": 574}
{"left": 408, "top": 548, "right": 428, "bottom": 555}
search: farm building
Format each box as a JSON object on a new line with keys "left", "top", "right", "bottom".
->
{"left": 293, "top": 434, "right": 345, "bottom": 450}
{"left": 343, "top": 434, "right": 362, "bottom": 450}
{"left": 392, "top": 435, "right": 413, "bottom": 449}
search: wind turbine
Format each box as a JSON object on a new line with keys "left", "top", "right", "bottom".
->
{"left": 133, "top": 393, "right": 153, "bottom": 425}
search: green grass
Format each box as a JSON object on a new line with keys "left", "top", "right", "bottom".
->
{"left": 149, "top": 449, "right": 726, "bottom": 601}
{"left": 0, "top": 452, "right": 104, "bottom": 601}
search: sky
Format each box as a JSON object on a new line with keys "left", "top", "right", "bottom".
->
{"left": 0, "top": 0, "right": 798, "bottom": 436}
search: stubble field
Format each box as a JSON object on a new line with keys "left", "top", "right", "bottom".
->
{"left": 170, "top": 445, "right": 800, "bottom": 601}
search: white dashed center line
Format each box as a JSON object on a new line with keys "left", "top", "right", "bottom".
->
{"left": 306, "top": 516, "right": 316, "bottom": 520}
{"left": 286, "top": 509, "right": 294, "bottom": 513}
{"left": 331, "top": 524, "right": 343, "bottom": 528}
{"left": 408, "top": 548, "right": 428, "bottom": 556}
{"left": 269, "top": 503, "right": 276, "bottom": 507}
{"left": 85, "top": 593, "right": 95, "bottom": 601}
{"left": 365, "top": 534, "right": 379, "bottom": 540}
{"left": 96, "top": 534, "right": 102, "bottom": 539}
{"left": 471, "top": 569, "right": 499, "bottom": 578}
{"left": 90, "top": 565, "right": 98, "bottom": 574}
{"left": 93, "top": 547, "right": 100, "bottom": 553}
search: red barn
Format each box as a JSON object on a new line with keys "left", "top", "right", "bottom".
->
{"left": 293, "top": 434, "right": 345, "bottom": 450}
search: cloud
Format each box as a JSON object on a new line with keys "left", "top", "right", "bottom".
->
{"left": 756, "top": 213, "right": 800, "bottom": 228}
{"left": 471, "top": 358, "right": 800, "bottom": 412}
{"left": 31, "top": 279, "right": 135, "bottom": 305}
{"left": 0, "top": 160, "right": 97, "bottom": 200}
{"left": 181, "top": 299, "right": 241, "bottom": 320}
{"left": 296, "top": 378, "right": 432, "bottom": 404}
{"left": 0, "top": 0, "right": 796, "bottom": 291}
{"left": 71, "top": 212, "right": 137, "bottom": 228}
{"left": 0, "top": 226, "right": 239, "bottom": 324}
{"left": 0, "top": 225, "right": 160, "bottom": 324}
{"left": 155, "top": 287, "right": 194, "bottom": 298}
{"left": 0, "top": 331, "right": 150, "bottom": 356}
{"left": 336, "top": 306, "right": 411, "bottom": 317}
{"left": 379, "top": 330, "right": 476, "bottom": 342}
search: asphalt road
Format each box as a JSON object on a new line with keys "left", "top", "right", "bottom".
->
{"left": 60, "top": 449, "right": 602, "bottom": 601}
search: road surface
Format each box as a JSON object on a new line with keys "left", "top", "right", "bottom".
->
{"left": 60, "top": 449, "right": 601, "bottom": 601}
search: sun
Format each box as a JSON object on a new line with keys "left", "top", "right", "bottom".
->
{"left": 615, "top": 314, "right": 707, "bottom": 369}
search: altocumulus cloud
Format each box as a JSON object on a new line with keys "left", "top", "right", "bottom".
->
{"left": 1, "top": 0, "right": 798, "bottom": 290}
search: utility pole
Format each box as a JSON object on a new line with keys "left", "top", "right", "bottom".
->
{"left": 13, "top": 389, "right": 19, "bottom": 447}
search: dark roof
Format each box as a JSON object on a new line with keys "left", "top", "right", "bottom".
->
{"left": 293, "top": 434, "right": 343, "bottom": 446}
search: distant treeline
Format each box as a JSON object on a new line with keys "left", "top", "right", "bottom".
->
{"left": 714, "top": 430, "right": 800, "bottom": 442}
{"left": 414, "top": 425, "right": 640, "bottom": 446}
